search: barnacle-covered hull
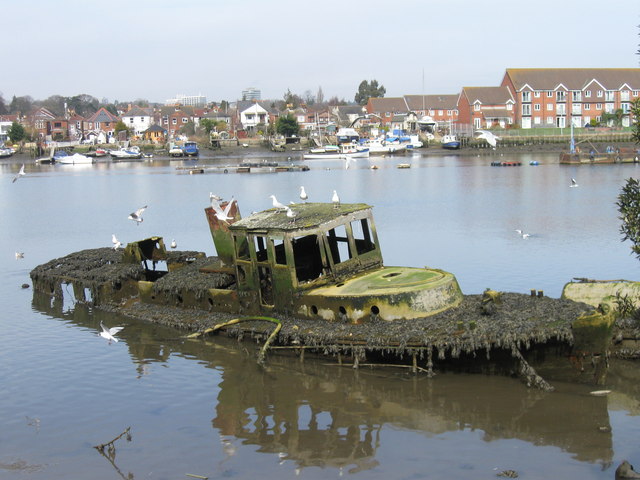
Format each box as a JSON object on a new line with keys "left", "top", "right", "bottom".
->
{"left": 28, "top": 201, "right": 618, "bottom": 388}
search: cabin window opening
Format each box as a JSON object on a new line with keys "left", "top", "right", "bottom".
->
{"left": 351, "top": 219, "right": 375, "bottom": 255}
{"left": 292, "top": 234, "right": 323, "bottom": 283}
{"left": 311, "top": 305, "right": 318, "bottom": 315}
{"left": 235, "top": 235, "right": 250, "bottom": 260}
{"left": 253, "top": 236, "right": 268, "bottom": 262}
{"left": 272, "top": 237, "right": 286, "bottom": 265}
{"left": 258, "top": 266, "right": 274, "bottom": 306}
{"left": 326, "top": 225, "right": 352, "bottom": 264}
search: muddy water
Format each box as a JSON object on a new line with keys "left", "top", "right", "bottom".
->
{"left": 1, "top": 151, "right": 640, "bottom": 478}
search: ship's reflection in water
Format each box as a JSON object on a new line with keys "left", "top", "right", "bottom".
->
{"left": 31, "top": 291, "right": 620, "bottom": 478}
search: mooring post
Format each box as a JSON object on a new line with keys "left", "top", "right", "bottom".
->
{"left": 299, "top": 347, "right": 305, "bottom": 363}
{"left": 411, "top": 351, "right": 417, "bottom": 374}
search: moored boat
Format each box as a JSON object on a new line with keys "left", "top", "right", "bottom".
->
{"left": 441, "top": 134, "right": 461, "bottom": 150}
{"left": 183, "top": 141, "right": 199, "bottom": 157}
{"left": 304, "top": 143, "right": 369, "bottom": 160}
{"left": 110, "top": 146, "right": 144, "bottom": 161}
{"left": 57, "top": 152, "right": 94, "bottom": 164}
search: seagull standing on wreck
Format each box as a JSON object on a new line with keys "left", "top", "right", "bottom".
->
{"left": 285, "top": 206, "right": 297, "bottom": 223}
{"left": 299, "top": 186, "right": 308, "bottom": 202}
{"left": 270, "top": 194, "right": 287, "bottom": 211}
{"left": 332, "top": 190, "right": 340, "bottom": 208}
{"left": 475, "top": 130, "right": 501, "bottom": 149}
{"left": 209, "top": 192, "right": 223, "bottom": 206}
{"left": 128, "top": 205, "right": 147, "bottom": 225}
{"left": 170, "top": 239, "right": 177, "bottom": 249}
{"left": 112, "top": 234, "right": 122, "bottom": 250}
{"left": 12, "top": 164, "right": 25, "bottom": 183}
{"left": 99, "top": 321, "right": 124, "bottom": 344}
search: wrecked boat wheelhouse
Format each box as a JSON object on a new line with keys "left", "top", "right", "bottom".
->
{"left": 205, "top": 201, "right": 463, "bottom": 323}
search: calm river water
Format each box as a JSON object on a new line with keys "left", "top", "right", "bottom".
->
{"left": 2, "top": 148, "right": 640, "bottom": 479}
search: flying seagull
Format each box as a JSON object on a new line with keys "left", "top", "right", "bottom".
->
{"left": 299, "top": 186, "right": 308, "bottom": 202}
{"left": 209, "top": 192, "right": 223, "bottom": 206}
{"left": 211, "top": 197, "right": 236, "bottom": 222}
{"left": 12, "top": 164, "right": 25, "bottom": 183}
{"left": 112, "top": 234, "right": 122, "bottom": 250}
{"left": 270, "top": 194, "right": 287, "bottom": 211}
{"left": 128, "top": 205, "right": 147, "bottom": 225}
{"left": 475, "top": 130, "right": 501, "bottom": 149}
{"left": 570, "top": 178, "right": 579, "bottom": 188}
{"left": 99, "top": 321, "right": 124, "bottom": 344}
{"left": 15, "top": 251, "right": 24, "bottom": 260}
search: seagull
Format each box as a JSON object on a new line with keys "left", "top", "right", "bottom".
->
{"left": 343, "top": 155, "right": 357, "bottom": 169}
{"left": 332, "top": 190, "right": 340, "bottom": 208}
{"left": 270, "top": 194, "right": 287, "bottom": 211}
{"left": 170, "top": 239, "right": 177, "bottom": 249}
{"left": 211, "top": 197, "right": 236, "bottom": 222}
{"left": 112, "top": 234, "right": 122, "bottom": 250}
{"left": 99, "top": 321, "right": 124, "bottom": 344}
{"left": 15, "top": 251, "right": 24, "bottom": 260}
{"left": 475, "top": 130, "right": 501, "bottom": 149}
{"left": 515, "top": 229, "right": 523, "bottom": 235}
{"left": 128, "top": 205, "right": 147, "bottom": 225}
{"left": 285, "top": 206, "right": 297, "bottom": 223}
{"left": 570, "top": 178, "right": 579, "bottom": 188}
{"left": 521, "top": 233, "right": 530, "bottom": 239}
{"left": 209, "top": 192, "right": 223, "bottom": 206}
{"left": 299, "top": 186, "right": 308, "bottom": 202}
{"left": 12, "top": 164, "right": 25, "bottom": 183}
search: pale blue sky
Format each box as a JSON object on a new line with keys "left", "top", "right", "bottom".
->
{"left": 3, "top": 0, "right": 639, "bottom": 104}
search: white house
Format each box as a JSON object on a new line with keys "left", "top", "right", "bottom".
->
{"left": 121, "top": 107, "right": 154, "bottom": 137}
{"left": 239, "top": 103, "right": 269, "bottom": 131}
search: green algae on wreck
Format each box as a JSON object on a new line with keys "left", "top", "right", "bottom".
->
{"left": 29, "top": 200, "right": 616, "bottom": 387}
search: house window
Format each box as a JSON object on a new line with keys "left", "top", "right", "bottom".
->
{"left": 130, "top": 118, "right": 134, "bottom": 123}
{"left": 534, "top": 91, "right": 541, "bottom": 98}
{"left": 597, "top": 90, "right": 603, "bottom": 97}
{"left": 522, "top": 91, "right": 531, "bottom": 102}
{"left": 596, "top": 103, "right": 602, "bottom": 110}
{"left": 547, "top": 104, "right": 553, "bottom": 111}
{"left": 438, "top": 110, "right": 443, "bottom": 116}
{"left": 522, "top": 104, "right": 531, "bottom": 116}
{"left": 172, "top": 118, "right": 177, "bottom": 125}
{"left": 621, "top": 91, "right": 630, "bottom": 101}
{"left": 534, "top": 104, "right": 541, "bottom": 111}
{"left": 447, "top": 110, "right": 452, "bottom": 116}
{"left": 584, "top": 104, "right": 590, "bottom": 110}
{"left": 605, "top": 91, "right": 615, "bottom": 101}
{"left": 182, "top": 118, "right": 188, "bottom": 123}
{"left": 474, "top": 104, "right": 480, "bottom": 111}
{"left": 546, "top": 116, "right": 553, "bottom": 124}
{"left": 507, "top": 104, "right": 512, "bottom": 110}
{"left": 547, "top": 91, "right": 553, "bottom": 98}
{"left": 622, "top": 103, "right": 630, "bottom": 113}
{"left": 572, "top": 91, "right": 582, "bottom": 102}
{"left": 585, "top": 91, "right": 591, "bottom": 98}
{"left": 633, "top": 90, "right": 639, "bottom": 97}
{"left": 556, "top": 91, "right": 566, "bottom": 102}
{"left": 534, "top": 117, "right": 541, "bottom": 125}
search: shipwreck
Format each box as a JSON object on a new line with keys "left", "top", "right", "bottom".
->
{"left": 30, "top": 199, "right": 617, "bottom": 389}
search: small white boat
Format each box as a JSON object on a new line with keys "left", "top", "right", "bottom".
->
{"left": 304, "top": 143, "right": 369, "bottom": 160}
{"left": 169, "top": 143, "right": 184, "bottom": 157}
{"left": 363, "top": 137, "right": 407, "bottom": 155}
{"left": 57, "top": 152, "right": 94, "bottom": 164}
{"left": 0, "top": 146, "right": 14, "bottom": 158}
{"left": 110, "top": 146, "right": 143, "bottom": 160}
{"left": 441, "top": 134, "right": 461, "bottom": 150}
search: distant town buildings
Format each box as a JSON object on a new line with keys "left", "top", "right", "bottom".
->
{"left": 242, "top": 87, "right": 261, "bottom": 101}
{"left": 4, "top": 68, "right": 640, "bottom": 145}
{"left": 165, "top": 94, "right": 207, "bottom": 107}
